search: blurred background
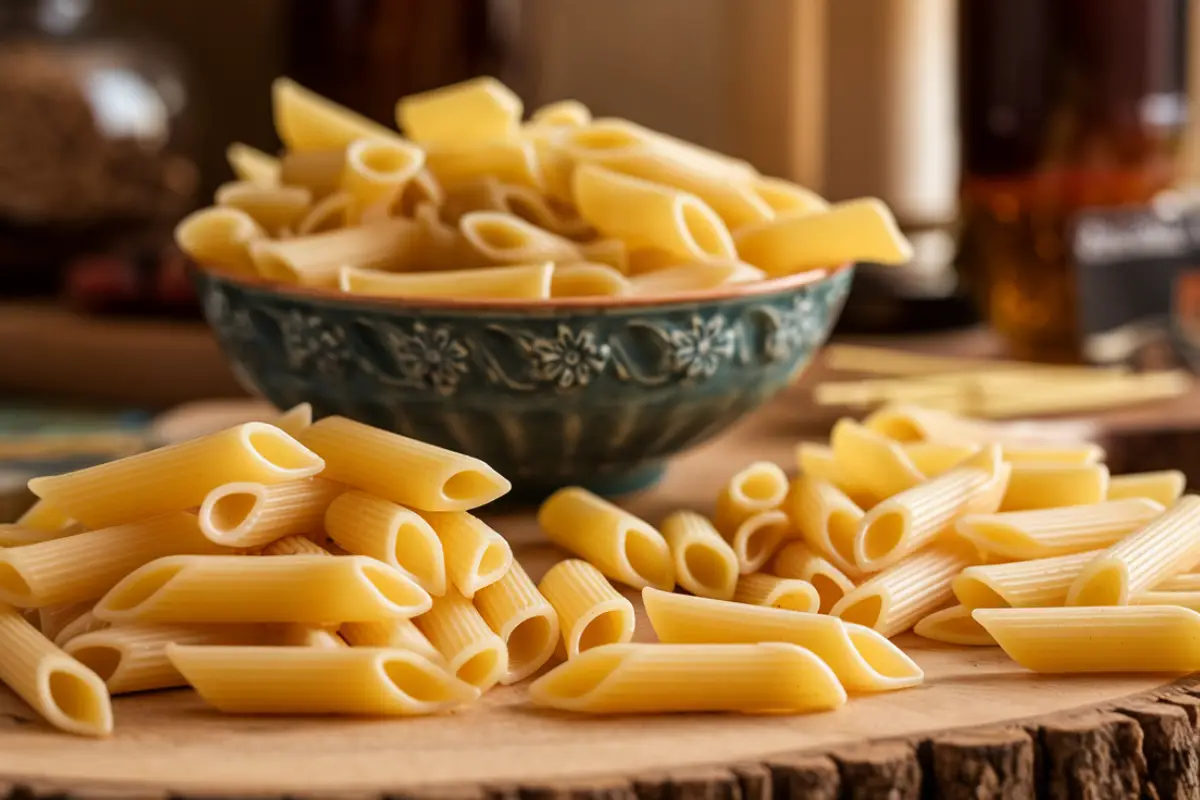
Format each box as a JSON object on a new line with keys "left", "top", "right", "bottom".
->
{"left": 0, "top": 0, "right": 1197, "bottom": 510}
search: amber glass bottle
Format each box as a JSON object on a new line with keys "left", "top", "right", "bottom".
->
{"left": 958, "top": 0, "right": 1187, "bottom": 362}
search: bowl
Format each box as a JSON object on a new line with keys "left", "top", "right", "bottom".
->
{"left": 191, "top": 264, "right": 853, "bottom": 500}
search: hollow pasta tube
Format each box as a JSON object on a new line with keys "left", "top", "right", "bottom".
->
{"left": 955, "top": 499, "right": 1165, "bottom": 560}
{"left": 198, "top": 478, "right": 341, "bottom": 549}
{"left": 659, "top": 511, "right": 738, "bottom": 600}
{"left": 413, "top": 589, "right": 507, "bottom": 691}
{"left": 769, "top": 542, "right": 856, "bottom": 614}
{"left": 323, "top": 490, "right": 447, "bottom": 596}
{"left": 474, "top": 561, "right": 560, "bottom": 684}
{"left": 912, "top": 605, "right": 995, "bottom": 647}
{"left": 537, "top": 559, "right": 635, "bottom": 659}
{"left": 831, "top": 545, "right": 973, "bottom": 638}
{"left": 418, "top": 510, "right": 512, "bottom": 599}
{"left": 733, "top": 574, "right": 820, "bottom": 613}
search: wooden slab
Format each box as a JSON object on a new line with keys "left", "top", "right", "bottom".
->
{"left": 1, "top": 388, "right": 1198, "bottom": 799}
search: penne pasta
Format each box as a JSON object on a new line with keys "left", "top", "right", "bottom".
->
{"left": 168, "top": 644, "right": 479, "bottom": 715}
{"left": 999, "top": 463, "right": 1110, "bottom": 512}
{"left": 273, "top": 77, "right": 403, "bottom": 151}
{"left": 341, "top": 138, "right": 425, "bottom": 220}
{"left": 1001, "top": 443, "right": 1105, "bottom": 465}
{"left": 713, "top": 461, "right": 789, "bottom": 536}
{"left": 495, "top": 184, "right": 593, "bottom": 239}
{"left": 294, "top": 190, "right": 352, "bottom": 235}
{"left": 397, "top": 77, "right": 522, "bottom": 146}
{"left": 94, "top": 555, "right": 431, "bottom": 624}
{"left": 474, "top": 561, "right": 559, "bottom": 684}
{"left": 174, "top": 207, "right": 265, "bottom": 274}
{"left": 1107, "top": 471, "right": 1187, "bottom": 507}
{"left": 274, "top": 403, "right": 313, "bottom": 438}
{"left": 912, "top": 605, "right": 995, "bottom": 647}
{"left": 1155, "top": 573, "right": 1200, "bottom": 592}
{"left": 1067, "top": 495, "right": 1200, "bottom": 606}
{"left": 628, "top": 261, "right": 766, "bottom": 296}
{"left": 538, "top": 488, "right": 674, "bottom": 591}
{"left": 641, "top": 588, "right": 922, "bottom": 692}
{"left": 831, "top": 545, "right": 973, "bottom": 638}
{"left": 406, "top": 200, "right": 475, "bottom": 270}
{"left": 769, "top": 541, "right": 857, "bottom": 614}
{"left": 28, "top": 422, "right": 323, "bottom": 530}
{"left": 830, "top": 419, "right": 925, "bottom": 505}
{"left": 198, "top": 478, "right": 341, "bottom": 548}
{"left": 425, "top": 139, "right": 543, "bottom": 190}
{"left": 270, "top": 624, "right": 346, "bottom": 649}
{"left": 251, "top": 218, "right": 423, "bottom": 286}
{"left": 0, "top": 603, "right": 112, "bottom": 736}
{"left": 260, "top": 533, "right": 329, "bottom": 556}
{"left": 728, "top": 510, "right": 791, "bottom": 574}
{"left": 298, "top": 416, "right": 510, "bottom": 512}
{"left": 279, "top": 150, "right": 345, "bottom": 200}
{"left": 214, "top": 181, "right": 311, "bottom": 235}
{"left": 537, "top": 559, "right": 635, "bottom": 659}
{"left": 573, "top": 164, "right": 736, "bottom": 261}
{"left": 750, "top": 177, "right": 828, "bottom": 215}
{"left": 395, "top": 168, "right": 446, "bottom": 216}
{"left": 0, "top": 523, "right": 80, "bottom": 548}
{"left": 529, "top": 100, "right": 592, "bottom": 129}
{"left": 659, "top": 511, "right": 739, "bottom": 600}
{"left": 528, "top": 642, "right": 846, "bottom": 715}
{"left": 53, "top": 611, "right": 108, "bottom": 648}
{"left": 579, "top": 238, "right": 628, "bottom": 273}
{"left": 901, "top": 442, "right": 980, "bottom": 477}
{"left": 37, "top": 601, "right": 91, "bottom": 643}
{"left": 459, "top": 211, "right": 581, "bottom": 264}
{"left": 338, "top": 263, "right": 553, "bottom": 300}
{"left": 417, "top": 511, "right": 511, "bottom": 599}
{"left": 794, "top": 442, "right": 841, "bottom": 483}
{"left": 323, "top": 490, "right": 447, "bottom": 595}
{"left": 562, "top": 119, "right": 757, "bottom": 182}
{"left": 734, "top": 198, "right": 912, "bottom": 276}
{"left": 226, "top": 142, "right": 280, "bottom": 186}
{"left": 413, "top": 589, "right": 507, "bottom": 690}
{"left": 953, "top": 550, "right": 1099, "bottom": 609}
{"left": 786, "top": 476, "right": 864, "bottom": 576}
{"left": 733, "top": 574, "right": 820, "bottom": 613}
{"left": 861, "top": 403, "right": 989, "bottom": 443}
{"left": 1133, "top": 591, "right": 1200, "bottom": 611}
{"left": 339, "top": 619, "right": 445, "bottom": 666}
{"left": 973, "top": 605, "right": 1200, "bottom": 673}
{"left": 550, "top": 262, "right": 631, "bottom": 297}
{"left": 440, "top": 177, "right": 505, "bottom": 222}
{"left": 15, "top": 500, "right": 75, "bottom": 534}
{"left": 955, "top": 498, "right": 1166, "bottom": 560}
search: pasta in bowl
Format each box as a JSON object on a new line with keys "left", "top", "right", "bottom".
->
{"left": 184, "top": 77, "right": 907, "bottom": 498}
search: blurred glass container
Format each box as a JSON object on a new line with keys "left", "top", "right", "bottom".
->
{"left": 0, "top": 0, "right": 197, "bottom": 295}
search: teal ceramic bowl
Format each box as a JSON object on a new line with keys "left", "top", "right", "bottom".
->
{"left": 192, "top": 264, "right": 853, "bottom": 499}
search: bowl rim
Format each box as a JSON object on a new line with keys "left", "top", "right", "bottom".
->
{"left": 188, "top": 260, "right": 851, "bottom": 312}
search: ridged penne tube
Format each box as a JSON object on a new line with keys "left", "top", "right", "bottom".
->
{"left": 294, "top": 190, "right": 352, "bottom": 235}
{"left": 769, "top": 542, "right": 856, "bottom": 614}
{"left": 734, "top": 198, "right": 912, "bottom": 276}
{"left": 901, "top": 442, "right": 980, "bottom": 477}
{"left": 953, "top": 551, "right": 1099, "bottom": 609}
{"left": 713, "top": 461, "right": 790, "bottom": 536}
{"left": 459, "top": 211, "right": 581, "bottom": 264}
{"left": 528, "top": 642, "right": 846, "bottom": 715}
{"left": 424, "top": 140, "right": 543, "bottom": 190}
{"left": 338, "top": 263, "right": 554, "bottom": 300}
{"left": 787, "top": 477, "right": 864, "bottom": 576}
{"left": 418, "top": 511, "right": 511, "bottom": 598}
{"left": 750, "top": 177, "right": 828, "bottom": 215}
{"left": 733, "top": 574, "right": 820, "bottom": 613}
{"left": 37, "top": 601, "right": 91, "bottom": 643}
{"left": 226, "top": 142, "right": 280, "bottom": 186}
{"left": 830, "top": 419, "right": 924, "bottom": 505}
{"left": 270, "top": 624, "right": 346, "bottom": 649}
{"left": 198, "top": 478, "right": 341, "bottom": 548}
{"left": 1156, "top": 573, "right": 1200, "bottom": 592}
{"left": 1134, "top": 591, "right": 1200, "bottom": 611}
{"left": 339, "top": 619, "right": 445, "bottom": 666}
{"left": 0, "top": 512, "right": 228, "bottom": 608}
{"left": 16, "top": 500, "right": 74, "bottom": 533}
{"left": 397, "top": 76, "right": 522, "bottom": 146}
{"left": 729, "top": 510, "right": 791, "bottom": 574}
{"left": 538, "top": 560, "right": 635, "bottom": 659}
{"left": 1108, "top": 471, "right": 1187, "bottom": 506}
{"left": 63, "top": 623, "right": 261, "bottom": 695}
{"left": 642, "top": 588, "right": 922, "bottom": 692}
{"left": 174, "top": 206, "right": 265, "bottom": 274}
{"left": 955, "top": 499, "right": 1166, "bottom": 560}
{"left": 250, "top": 218, "right": 422, "bottom": 286}
{"left": 273, "top": 77, "right": 403, "bottom": 151}
{"left": 529, "top": 99, "right": 592, "bottom": 129}
{"left": 413, "top": 590, "right": 507, "bottom": 690}
{"left": 298, "top": 416, "right": 511, "bottom": 512}
{"left": 1000, "top": 463, "right": 1110, "bottom": 512}
{"left": 1067, "top": 495, "right": 1200, "bottom": 606}
{"left": 1001, "top": 443, "right": 1106, "bottom": 465}
{"left": 573, "top": 164, "right": 736, "bottom": 261}
{"left": 659, "top": 511, "right": 738, "bottom": 600}
{"left": 54, "top": 611, "right": 108, "bottom": 648}
{"left": 550, "top": 263, "right": 630, "bottom": 297}
{"left": 973, "top": 605, "right": 1200, "bottom": 673}
{"left": 324, "top": 491, "right": 447, "bottom": 596}
{"left": 274, "top": 403, "right": 313, "bottom": 438}
{"left": 279, "top": 149, "right": 345, "bottom": 199}
{"left": 341, "top": 138, "right": 425, "bottom": 219}
{"left": 0, "top": 524, "right": 79, "bottom": 548}
{"left": 168, "top": 644, "right": 479, "bottom": 715}
{"left": 831, "top": 546, "right": 973, "bottom": 638}
{"left": 853, "top": 448, "right": 1010, "bottom": 572}
{"left": 27, "top": 422, "right": 324, "bottom": 529}
{"left": 260, "top": 534, "right": 329, "bottom": 556}
{"left": 0, "top": 603, "right": 112, "bottom": 736}
{"left": 628, "top": 261, "right": 766, "bottom": 296}
{"left": 475, "top": 562, "right": 559, "bottom": 684}
{"left": 912, "top": 605, "right": 995, "bottom": 647}
{"left": 214, "top": 181, "right": 311, "bottom": 234}
{"left": 538, "top": 488, "right": 674, "bottom": 590}
{"left": 94, "top": 555, "right": 431, "bottom": 624}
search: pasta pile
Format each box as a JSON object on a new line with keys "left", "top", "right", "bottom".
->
{"left": 175, "top": 77, "right": 912, "bottom": 300}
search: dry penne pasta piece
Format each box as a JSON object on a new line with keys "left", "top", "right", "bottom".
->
{"left": 15, "top": 500, "right": 75, "bottom": 534}
{"left": 573, "top": 164, "right": 736, "bottom": 261}
{"left": 394, "top": 168, "right": 445, "bottom": 216}
{"left": 0, "top": 524, "right": 79, "bottom": 548}
{"left": 861, "top": 403, "right": 994, "bottom": 443}
{"left": 794, "top": 442, "right": 840, "bottom": 482}
{"left": 251, "top": 218, "right": 423, "bottom": 286}
{"left": 529, "top": 100, "right": 592, "bottom": 129}
{"left": 0, "top": 512, "right": 229, "bottom": 608}
{"left": 750, "top": 177, "right": 828, "bottom": 215}
{"left": 733, "top": 574, "right": 820, "bottom": 613}
{"left": 1108, "top": 471, "right": 1187, "bottom": 506}
{"left": 274, "top": 403, "right": 313, "bottom": 438}
{"left": 538, "top": 487, "right": 674, "bottom": 591}
{"left": 769, "top": 541, "right": 856, "bottom": 614}
{"left": 28, "top": 422, "right": 323, "bottom": 530}
{"left": 1133, "top": 591, "right": 1200, "bottom": 611}
{"left": 955, "top": 498, "right": 1166, "bottom": 560}
{"left": 413, "top": 589, "right": 507, "bottom": 690}
{"left": 713, "top": 461, "right": 790, "bottom": 536}
{"left": 440, "top": 177, "right": 505, "bottom": 222}
{"left": 564, "top": 119, "right": 758, "bottom": 181}
{"left": 273, "top": 77, "right": 402, "bottom": 151}
{"left": 95, "top": 555, "right": 431, "bottom": 624}
{"left": 198, "top": 478, "right": 340, "bottom": 549}
{"left": 324, "top": 490, "right": 447, "bottom": 596}
{"left": 579, "top": 238, "right": 628, "bottom": 273}
{"left": 642, "top": 588, "right": 922, "bottom": 692}
{"left": 174, "top": 207, "right": 265, "bottom": 274}
{"left": 973, "top": 605, "right": 1200, "bottom": 673}
{"left": 298, "top": 416, "right": 510, "bottom": 512}
{"left": 901, "top": 442, "right": 980, "bottom": 477}
{"left": 728, "top": 510, "right": 791, "bottom": 574}
{"left": 37, "top": 601, "right": 91, "bottom": 643}
{"left": 830, "top": 419, "right": 925, "bottom": 505}
{"left": 831, "top": 545, "right": 973, "bottom": 638}
{"left": 406, "top": 201, "right": 476, "bottom": 270}
{"left": 550, "top": 263, "right": 631, "bottom": 297}
{"left": 339, "top": 619, "right": 445, "bottom": 666}
{"left": 786, "top": 477, "right": 863, "bottom": 576}
{"left": 168, "top": 644, "right": 478, "bottom": 715}
{"left": 1001, "top": 443, "right": 1105, "bottom": 465}
{"left": 494, "top": 184, "right": 593, "bottom": 239}
{"left": 459, "top": 211, "right": 581, "bottom": 264}
{"left": 0, "top": 603, "right": 112, "bottom": 736}
{"left": 1155, "top": 573, "right": 1200, "bottom": 592}
{"left": 627, "top": 261, "right": 766, "bottom": 296}
{"left": 912, "top": 605, "right": 995, "bottom": 647}
{"left": 270, "top": 624, "right": 346, "bottom": 649}
{"left": 475, "top": 561, "right": 560, "bottom": 684}
{"left": 294, "top": 190, "right": 352, "bottom": 235}
{"left": 64, "top": 623, "right": 261, "bottom": 695}
{"left": 735, "top": 198, "right": 912, "bottom": 276}
{"left": 226, "top": 142, "right": 280, "bottom": 186}
{"left": 1068, "top": 495, "right": 1200, "bottom": 606}
{"left": 260, "top": 534, "right": 329, "bottom": 556}
{"left": 418, "top": 511, "right": 511, "bottom": 599}
{"left": 280, "top": 149, "right": 344, "bottom": 200}
{"left": 341, "top": 138, "right": 425, "bottom": 220}
{"left": 953, "top": 550, "right": 1099, "bottom": 609}
{"left": 530, "top": 642, "right": 845, "bottom": 715}
{"left": 425, "top": 139, "right": 543, "bottom": 190}
{"left": 1000, "top": 463, "right": 1110, "bottom": 512}
{"left": 397, "top": 76, "right": 522, "bottom": 146}
{"left": 659, "top": 511, "right": 738, "bottom": 600}
{"left": 54, "top": 611, "right": 109, "bottom": 648}
{"left": 214, "top": 181, "right": 311, "bottom": 234}
{"left": 339, "top": 263, "right": 554, "bottom": 300}
{"left": 538, "top": 559, "right": 635, "bottom": 659}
